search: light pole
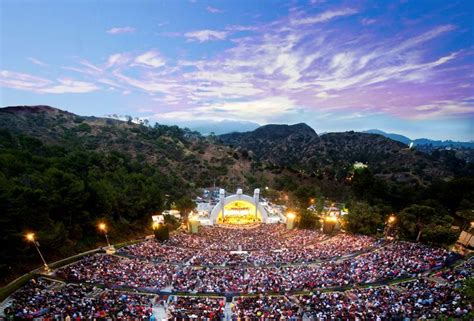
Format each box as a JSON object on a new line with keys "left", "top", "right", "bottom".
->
{"left": 286, "top": 212, "right": 296, "bottom": 230}
{"left": 384, "top": 215, "right": 396, "bottom": 238}
{"left": 25, "top": 233, "right": 50, "bottom": 272}
{"left": 324, "top": 215, "right": 338, "bottom": 234}
{"left": 98, "top": 223, "right": 111, "bottom": 248}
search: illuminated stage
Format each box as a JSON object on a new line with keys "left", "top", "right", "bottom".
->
{"left": 206, "top": 188, "right": 282, "bottom": 225}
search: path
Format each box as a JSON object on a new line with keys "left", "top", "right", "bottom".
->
{"left": 224, "top": 302, "right": 232, "bottom": 321}
{"left": 153, "top": 304, "right": 167, "bottom": 320}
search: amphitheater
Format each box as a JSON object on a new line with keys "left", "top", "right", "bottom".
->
{"left": 2, "top": 223, "right": 473, "bottom": 320}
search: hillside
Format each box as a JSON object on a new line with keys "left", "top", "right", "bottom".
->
{"left": 220, "top": 125, "right": 459, "bottom": 185}
{"left": 0, "top": 105, "right": 472, "bottom": 284}
{"left": 0, "top": 105, "right": 250, "bottom": 188}
{"left": 1, "top": 106, "right": 467, "bottom": 187}
{"left": 363, "top": 129, "right": 474, "bottom": 164}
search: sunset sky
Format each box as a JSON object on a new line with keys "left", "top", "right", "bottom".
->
{"left": 1, "top": 0, "right": 473, "bottom": 140}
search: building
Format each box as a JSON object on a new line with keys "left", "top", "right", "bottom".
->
{"left": 194, "top": 188, "right": 283, "bottom": 225}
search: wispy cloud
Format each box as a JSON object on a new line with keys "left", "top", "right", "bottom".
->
{"left": 413, "top": 99, "right": 473, "bottom": 119}
{"left": 107, "top": 53, "right": 132, "bottom": 68}
{"left": 293, "top": 8, "right": 358, "bottom": 25}
{"left": 2, "top": 4, "right": 470, "bottom": 123}
{"left": 133, "top": 50, "right": 166, "bottom": 68}
{"left": 40, "top": 79, "right": 99, "bottom": 94}
{"left": 106, "top": 26, "right": 136, "bottom": 34}
{"left": 1, "top": 71, "right": 99, "bottom": 94}
{"left": 206, "top": 6, "right": 223, "bottom": 14}
{"left": 153, "top": 96, "right": 298, "bottom": 123}
{"left": 184, "top": 30, "right": 228, "bottom": 42}
{"left": 27, "top": 57, "right": 48, "bottom": 67}
{"left": 361, "top": 18, "right": 376, "bottom": 25}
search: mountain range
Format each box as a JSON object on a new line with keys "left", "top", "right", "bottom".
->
{"left": 362, "top": 129, "right": 474, "bottom": 148}
{"left": 0, "top": 106, "right": 471, "bottom": 192}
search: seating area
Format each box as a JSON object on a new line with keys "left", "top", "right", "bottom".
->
{"left": 3, "top": 224, "right": 471, "bottom": 320}
{"left": 5, "top": 278, "right": 154, "bottom": 320}
{"left": 167, "top": 296, "right": 225, "bottom": 320}
{"left": 118, "top": 229, "right": 377, "bottom": 267}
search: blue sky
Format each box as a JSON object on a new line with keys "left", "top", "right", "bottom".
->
{"left": 1, "top": 0, "right": 473, "bottom": 140}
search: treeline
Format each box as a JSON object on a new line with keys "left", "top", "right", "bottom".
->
{"left": 0, "top": 129, "right": 192, "bottom": 284}
{"left": 345, "top": 168, "right": 473, "bottom": 246}
{"left": 275, "top": 165, "right": 473, "bottom": 247}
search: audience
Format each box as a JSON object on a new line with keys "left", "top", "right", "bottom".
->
{"left": 6, "top": 278, "right": 153, "bottom": 320}
{"left": 231, "top": 296, "right": 301, "bottom": 320}
{"left": 5, "top": 224, "right": 470, "bottom": 320}
{"left": 167, "top": 296, "right": 225, "bottom": 320}
{"left": 118, "top": 231, "right": 377, "bottom": 266}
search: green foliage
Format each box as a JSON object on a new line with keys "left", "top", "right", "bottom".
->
{"left": 76, "top": 123, "right": 91, "bottom": 132}
{"left": 0, "top": 130, "right": 190, "bottom": 284}
{"left": 298, "top": 210, "right": 321, "bottom": 230}
{"left": 293, "top": 186, "right": 322, "bottom": 208}
{"left": 462, "top": 278, "right": 474, "bottom": 305}
{"left": 175, "top": 196, "right": 196, "bottom": 219}
{"left": 421, "top": 224, "right": 459, "bottom": 247}
{"left": 344, "top": 201, "right": 384, "bottom": 235}
{"left": 164, "top": 214, "right": 180, "bottom": 230}
{"left": 398, "top": 204, "right": 455, "bottom": 244}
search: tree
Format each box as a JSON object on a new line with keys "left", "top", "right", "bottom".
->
{"left": 422, "top": 224, "right": 458, "bottom": 247}
{"left": 398, "top": 204, "right": 455, "bottom": 243}
{"left": 399, "top": 205, "right": 435, "bottom": 242}
{"left": 462, "top": 278, "right": 474, "bottom": 307}
{"left": 343, "top": 201, "right": 383, "bottom": 235}
{"left": 294, "top": 186, "right": 322, "bottom": 208}
{"left": 175, "top": 196, "right": 196, "bottom": 219}
{"left": 456, "top": 199, "right": 474, "bottom": 231}
{"left": 298, "top": 209, "right": 321, "bottom": 230}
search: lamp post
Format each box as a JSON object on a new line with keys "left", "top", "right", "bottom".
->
{"left": 384, "top": 215, "right": 396, "bottom": 238}
{"left": 98, "top": 223, "right": 111, "bottom": 248}
{"left": 323, "top": 216, "right": 338, "bottom": 234}
{"left": 286, "top": 212, "right": 296, "bottom": 230}
{"left": 188, "top": 217, "right": 200, "bottom": 234}
{"left": 25, "top": 233, "right": 50, "bottom": 272}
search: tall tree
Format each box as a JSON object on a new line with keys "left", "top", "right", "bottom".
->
{"left": 344, "top": 201, "right": 383, "bottom": 235}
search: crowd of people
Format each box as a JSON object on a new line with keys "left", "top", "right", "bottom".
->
{"left": 57, "top": 254, "right": 176, "bottom": 291}
{"left": 4, "top": 224, "right": 471, "bottom": 319}
{"left": 118, "top": 231, "right": 378, "bottom": 266}
{"left": 298, "top": 279, "right": 470, "bottom": 320}
{"left": 4, "top": 278, "right": 154, "bottom": 320}
{"left": 167, "top": 296, "right": 225, "bottom": 320}
{"left": 231, "top": 296, "right": 300, "bottom": 320}
{"left": 164, "top": 224, "right": 327, "bottom": 251}
{"left": 56, "top": 239, "right": 458, "bottom": 295}
{"left": 435, "top": 256, "right": 473, "bottom": 285}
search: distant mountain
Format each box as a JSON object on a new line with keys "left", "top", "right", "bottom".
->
{"left": 102, "top": 116, "right": 260, "bottom": 135}
{"left": 220, "top": 125, "right": 464, "bottom": 184}
{"left": 178, "top": 119, "right": 260, "bottom": 135}
{"left": 363, "top": 129, "right": 474, "bottom": 149}
{"left": 220, "top": 123, "right": 320, "bottom": 165}
{"left": 0, "top": 105, "right": 251, "bottom": 188}
{"left": 0, "top": 106, "right": 469, "bottom": 188}
{"left": 363, "top": 129, "right": 412, "bottom": 145}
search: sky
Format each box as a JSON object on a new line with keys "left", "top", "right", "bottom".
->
{"left": 0, "top": 0, "right": 473, "bottom": 141}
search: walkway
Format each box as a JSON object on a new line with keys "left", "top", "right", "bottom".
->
{"left": 153, "top": 305, "right": 167, "bottom": 320}
{"left": 224, "top": 302, "right": 232, "bottom": 320}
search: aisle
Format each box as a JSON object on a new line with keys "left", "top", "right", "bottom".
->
{"left": 153, "top": 304, "right": 167, "bottom": 320}
{"left": 224, "top": 302, "right": 232, "bottom": 321}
